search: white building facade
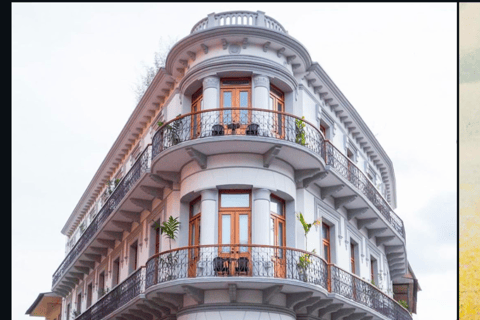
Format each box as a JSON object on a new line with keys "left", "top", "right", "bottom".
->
{"left": 31, "top": 11, "right": 416, "bottom": 320}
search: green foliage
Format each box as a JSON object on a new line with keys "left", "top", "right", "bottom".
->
{"left": 295, "top": 116, "right": 307, "bottom": 146}
{"left": 157, "top": 121, "right": 164, "bottom": 127}
{"left": 166, "top": 114, "right": 182, "bottom": 145}
{"left": 398, "top": 299, "right": 409, "bottom": 310}
{"left": 153, "top": 216, "right": 181, "bottom": 250}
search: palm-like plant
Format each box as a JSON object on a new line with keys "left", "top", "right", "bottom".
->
{"left": 154, "top": 216, "right": 180, "bottom": 250}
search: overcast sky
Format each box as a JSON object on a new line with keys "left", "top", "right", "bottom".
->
{"left": 12, "top": 3, "right": 457, "bottom": 320}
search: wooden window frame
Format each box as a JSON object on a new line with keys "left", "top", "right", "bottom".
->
{"left": 220, "top": 78, "right": 252, "bottom": 130}
{"left": 218, "top": 190, "right": 252, "bottom": 246}
{"left": 322, "top": 223, "right": 331, "bottom": 263}
{"left": 269, "top": 194, "right": 286, "bottom": 248}
{"left": 350, "top": 242, "right": 356, "bottom": 274}
{"left": 189, "top": 196, "right": 202, "bottom": 247}
{"left": 191, "top": 88, "right": 203, "bottom": 139}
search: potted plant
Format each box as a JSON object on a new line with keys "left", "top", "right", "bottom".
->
{"left": 398, "top": 299, "right": 410, "bottom": 312}
{"left": 153, "top": 216, "right": 181, "bottom": 281}
{"left": 295, "top": 212, "right": 321, "bottom": 281}
{"left": 166, "top": 114, "right": 182, "bottom": 146}
{"left": 295, "top": 116, "right": 307, "bottom": 146}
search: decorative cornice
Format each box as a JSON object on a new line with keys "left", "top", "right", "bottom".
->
{"left": 202, "top": 76, "right": 220, "bottom": 90}
{"left": 253, "top": 74, "right": 270, "bottom": 88}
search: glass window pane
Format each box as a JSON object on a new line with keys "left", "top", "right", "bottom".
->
{"left": 222, "top": 215, "right": 231, "bottom": 252}
{"left": 322, "top": 224, "right": 329, "bottom": 240}
{"left": 278, "top": 222, "right": 283, "bottom": 247}
{"left": 240, "top": 91, "right": 249, "bottom": 107}
{"left": 270, "top": 197, "right": 284, "bottom": 215}
{"left": 221, "top": 193, "right": 249, "bottom": 207}
{"left": 223, "top": 92, "right": 232, "bottom": 123}
{"left": 191, "top": 200, "right": 201, "bottom": 216}
{"left": 239, "top": 214, "right": 248, "bottom": 252}
{"left": 324, "top": 244, "right": 329, "bottom": 262}
{"left": 270, "top": 218, "right": 275, "bottom": 246}
{"left": 190, "top": 226, "right": 195, "bottom": 245}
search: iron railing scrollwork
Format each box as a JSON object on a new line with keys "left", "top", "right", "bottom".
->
{"left": 151, "top": 108, "right": 325, "bottom": 161}
{"left": 76, "top": 267, "right": 145, "bottom": 320}
{"left": 325, "top": 141, "right": 405, "bottom": 237}
{"left": 144, "top": 245, "right": 411, "bottom": 320}
{"left": 52, "top": 146, "right": 152, "bottom": 287}
{"left": 329, "top": 265, "right": 411, "bottom": 320}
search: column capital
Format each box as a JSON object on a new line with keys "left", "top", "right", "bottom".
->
{"left": 253, "top": 75, "right": 270, "bottom": 89}
{"left": 253, "top": 188, "right": 271, "bottom": 201}
{"left": 202, "top": 76, "right": 220, "bottom": 90}
{"left": 200, "top": 188, "right": 217, "bottom": 201}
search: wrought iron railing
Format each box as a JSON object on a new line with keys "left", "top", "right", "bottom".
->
{"left": 330, "top": 265, "right": 411, "bottom": 320}
{"left": 76, "top": 267, "right": 145, "bottom": 320}
{"left": 145, "top": 244, "right": 328, "bottom": 289}
{"left": 152, "top": 108, "right": 325, "bottom": 160}
{"left": 325, "top": 141, "right": 405, "bottom": 237}
{"left": 144, "top": 245, "right": 411, "bottom": 320}
{"left": 191, "top": 10, "right": 287, "bottom": 34}
{"left": 52, "top": 146, "right": 152, "bottom": 287}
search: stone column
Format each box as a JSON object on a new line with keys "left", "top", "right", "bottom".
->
{"left": 202, "top": 76, "right": 220, "bottom": 110}
{"left": 252, "top": 188, "right": 271, "bottom": 245}
{"left": 200, "top": 189, "right": 217, "bottom": 245}
{"left": 202, "top": 76, "right": 220, "bottom": 137}
{"left": 253, "top": 75, "right": 270, "bottom": 110}
{"left": 253, "top": 75, "right": 270, "bottom": 135}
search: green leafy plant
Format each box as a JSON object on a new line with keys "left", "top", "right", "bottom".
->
{"left": 371, "top": 279, "right": 376, "bottom": 286}
{"left": 295, "top": 116, "right": 307, "bottom": 146}
{"left": 166, "top": 114, "right": 182, "bottom": 145}
{"left": 398, "top": 299, "right": 409, "bottom": 310}
{"left": 97, "top": 287, "right": 109, "bottom": 298}
{"left": 153, "top": 216, "right": 181, "bottom": 250}
{"left": 153, "top": 215, "right": 181, "bottom": 280}
{"left": 296, "top": 212, "right": 321, "bottom": 252}
{"left": 296, "top": 213, "right": 321, "bottom": 280}
{"left": 157, "top": 121, "right": 164, "bottom": 127}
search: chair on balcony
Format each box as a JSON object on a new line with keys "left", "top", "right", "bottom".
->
{"left": 235, "top": 257, "right": 249, "bottom": 275}
{"left": 213, "top": 257, "right": 228, "bottom": 276}
{"left": 212, "top": 124, "right": 224, "bottom": 136}
{"left": 246, "top": 123, "right": 259, "bottom": 136}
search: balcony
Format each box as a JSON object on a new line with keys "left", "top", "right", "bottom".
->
{"left": 151, "top": 108, "right": 405, "bottom": 239}
{"left": 52, "top": 146, "right": 152, "bottom": 289}
{"left": 76, "top": 267, "right": 145, "bottom": 320}
{"left": 190, "top": 10, "right": 287, "bottom": 34}
{"left": 72, "top": 245, "right": 411, "bottom": 320}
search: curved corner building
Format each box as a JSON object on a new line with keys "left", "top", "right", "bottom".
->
{"left": 27, "top": 11, "right": 421, "bottom": 320}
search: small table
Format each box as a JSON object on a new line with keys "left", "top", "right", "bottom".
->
{"left": 227, "top": 123, "right": 241, "bottom": 134}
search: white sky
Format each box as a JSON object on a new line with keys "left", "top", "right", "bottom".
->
{"left": 12, "top": 3, "right": 457, "bottom": 320}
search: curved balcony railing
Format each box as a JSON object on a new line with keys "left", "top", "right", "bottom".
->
{"left": 75, "top": 267, "right": 145, "bottom": 320}
{"left": 152, "top": 108, "right": 325, "bottom": 160}
{"left": 52, "top": 146, "right": 152, "bottom": 287}
{"left": 191, "top": 10, "right": 287, "bottom": 34}
{"left": 330, "top": 265, "right": 411, "bottom": 320}
{"left": 144, "top": 244, "right": 411, "bottom": 320}
{"left": 145, "top": 244, "right": 328, "bottom": 289}
{"left": 324, "top": 142, "right": 405, "bottom": 238}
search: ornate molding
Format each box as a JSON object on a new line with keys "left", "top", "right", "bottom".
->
{"left": 253, "top": 74, "right": 270, "bottom": 88}
{"left": 228, "top": 43, "right": 241, "bottom": 54}
{"left": 202, "top": 76, "right": 220, "bottom": 90}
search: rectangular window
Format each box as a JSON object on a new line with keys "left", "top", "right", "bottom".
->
{"left": 76, "top": 293, "right": 82, "bottom": 314}
{"left": 350, "top": 242, "right": 357, "bottom": 275}
{"left": 66, "top": 303, "right": 70, "bottom": 320}
{"left": 322, "top": 223, "right": 331, "bottom": 263}
{"left": 112, "top": 258, "right": 120, "bottom": 287}
{"left": 86, "top": 283, "right": 92, "bottom": 308}
{"left": 98, "top": 271, "right": 105, "bottom": 296}
{"left": 220, "top": 193, "right": 250, "bottom": 208}
{"left": 130, "top": 241, "right": 138, "bottom": 273}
